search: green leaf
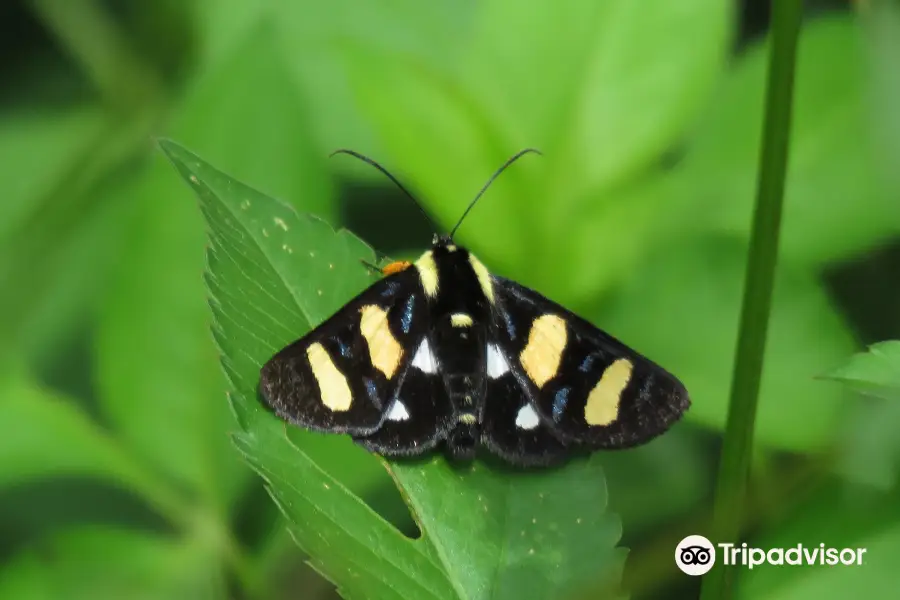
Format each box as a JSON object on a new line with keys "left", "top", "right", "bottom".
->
{"left": 602, "top": 428, "right": 710, "bottom": 532}
{"left": 823, "top": 341, "right": 900, "bottom": 400}
{"left": 835, "top": 396, "right": 900, "bottom": 490}
{"left": 0, "top": 105, "right": 104, "bottom": 242}
{"left": 865, "top": 0, "right": 900, "bottom": 192}
{"left": 0, "top": 105, "right": 160, "bottom": 368}
{"left": 825, "top": 341, "right": 900, "bottom": 488}
{"left": 464, "top": 0, "right": 731, "bottom": 197}
{"left": 388, "top": 458, "right": 625, "bottom": 600}
{"left": 0, "top": 104, "right": 117, "bottom": 364}
{"left": 191, "top": 0, "right": 266, "bottom": 68}
{"left": 596, "top": 239, "right": 857, "bottom": 452}
{"left": 0, "top": 526, "right": 224, "bottom": 600}
{"left": 96, "top": 24, "right": 331, "bottom": 507}
{"left": 676, "top": 15, "right": 899, "bottom": 266}
{"left": 342, "top": 48, "right": 531, "bottom": 269}
{"left": 0, "top": 372, "right": 178, "bottom": 517}
{"left": 168, "top": 22, "right": 334, "bottom": 216}
{"left": 6, "top": 173, "right": 134, "bottom": 365}
{"left": 162, "top": 140, "right": 626, "bottom": 599}
{"left": 271, "top": 0, "right": 468, "bottom": 158}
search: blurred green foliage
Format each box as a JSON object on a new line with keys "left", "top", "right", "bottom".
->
{"left": 1, "top": 1, "right": 899, "bottom": 599}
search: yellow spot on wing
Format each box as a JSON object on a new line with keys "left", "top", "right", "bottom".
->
{"left": 360, "top": 305, "right": 404, "bottom": 379}
{"left": 414, "top": 251, "right": 439, "bottom": 298}
{"left": 584, "top": 358, "right": 633, "bottom": 426}
{"left": 519, "top": 315, "right": 567, "bottom": 388}
{"left": 468, "top": 254, "right": 494, "bottom": 303}
{"left": 306, "top": 343, "right": 352, "bottom": 411}
{"left": 450, "top": 313, "right": 473, "bottom": 327}
{"left": 274, "top": 217, "right": 289, "bottom": 231}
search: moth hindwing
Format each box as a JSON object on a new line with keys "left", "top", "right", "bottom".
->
{"left": 258, "top": 236, "right": 691, "bottom": 468}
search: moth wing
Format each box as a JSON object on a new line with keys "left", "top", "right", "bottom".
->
{"left": 489, "top": 276, "right": 690, "bottom": 449}
{"left": 352, "top": 336, "right": 456, "bottom": 457}
{"left": 259, "top": 268, "right": 430, "bottom": 435}
{"left": 479, "top": 342, "right": 575, "bottom": 467}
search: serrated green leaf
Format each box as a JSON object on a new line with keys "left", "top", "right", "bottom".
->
{"left": 676, "top": 15, "right": 899, "bottom": 266}
{"left": 597, "top": 239, "right": 857, "bottom": 452}
{"left": 160, "top": 139, "right": 455, "bottom": 600}
{"left": 0, "top": 526, "right": 223, "bottom": 600}
{"left": 0, "top": 372, "right": 177, "bottom": 515}
{"left": 823, "top": 341, "right": 900, "bottom": 400}
{"left": 162, "top": 140, "right": 626, "bottom": 600}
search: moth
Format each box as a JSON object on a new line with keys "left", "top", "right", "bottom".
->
{"left": 259, "top": 150, "right": 690, "bottom": 467}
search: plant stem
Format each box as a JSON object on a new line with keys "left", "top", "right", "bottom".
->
{"left": 699, "top": 1, "right": 803, "bottom": 599}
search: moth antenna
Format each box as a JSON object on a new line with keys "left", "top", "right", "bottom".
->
{"left": 330, "top": 149, "right": 441, "bottom": 236}
{"left": 449, "top": 148, "right": 542, "bottom": 240}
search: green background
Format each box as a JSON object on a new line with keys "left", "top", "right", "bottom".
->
{"left": 1, "top": 1, "right": 899, "bottom": 599}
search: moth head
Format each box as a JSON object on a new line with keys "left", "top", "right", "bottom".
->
{"left": 432, "top": 233, "right": 452, "bottom": 247}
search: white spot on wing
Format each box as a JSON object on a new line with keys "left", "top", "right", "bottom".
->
{"left": 487, "top": 344, "right": 510, "bottom": 378}
{"left": 411, "top": 340, "right": 437, "bottom": 373}
{"left": 386, "top": 400, "right": 410, "bottom": 421}
{"left": 515, "top": 404, "right": 540, "bottom": 430}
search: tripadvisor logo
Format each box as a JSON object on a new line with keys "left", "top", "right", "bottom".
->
{"left": 675, "top": 536, "right": 868, "bottom": 575}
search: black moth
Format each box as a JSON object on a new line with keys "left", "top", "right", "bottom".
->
{"left": 259, "top": 151, "right": 690, "bottom": 467}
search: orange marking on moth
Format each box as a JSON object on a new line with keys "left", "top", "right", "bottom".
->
{"left": 381, "top": 261, "right": 412, "bottom": 276}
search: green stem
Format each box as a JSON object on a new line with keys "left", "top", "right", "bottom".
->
{"left": 699, "top": 2, "right": 803, "bottom": 599}
{"left": 27, "top": 0, "right": 162, "bottom": 109}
